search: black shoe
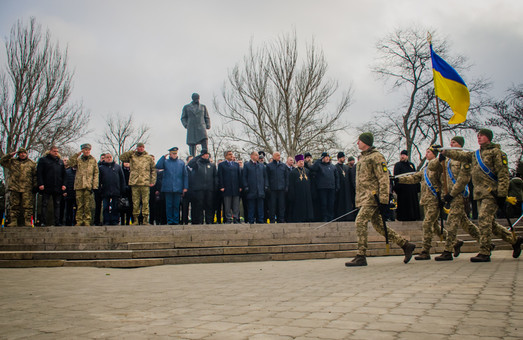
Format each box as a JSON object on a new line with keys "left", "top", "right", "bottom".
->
{"left": 345, "top": 255, "right": 367, "bottom": 267}
{"left": 512, "top": 236, "right": 523, "bottom": 259}
{"left": 435, "top": 251, "right": 453, "bottom": 261}
{"left": 453, "top": 240, "right": 464, "bottom": 257}
{"left": 414, "top": 251, "right": 431, "bottom": 261}
{"left": 470, "top": 253, "right": 491, "bottom": 262}
{"left": 402, "top": 242, "right": 416, "bottom": 263}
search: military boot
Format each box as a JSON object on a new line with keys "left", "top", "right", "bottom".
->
{"left": 142, "top": 215, "right": 151, "bottom": 225}
{"left": 414, "top": 251, "right": 431, "bottom": 261}
{"left": 345, "top": 255, "right": 367, "bottom": 267}
{"left": 470, "top": 253, "right": 491, "bottom": 262}
{"left": 401, "top": 242, "right": 416, "bottom": 263}
{"left": 453, "top": 240, "right": 464, "bottom": 257}
{"left": 435, "top": 251, "right": 453, "bottom": 261}
{"left": 512, "top": 236, "right": 523, "bottom": 259}
{"left": 132, "top": 215, "right": 139, "bottom": 225}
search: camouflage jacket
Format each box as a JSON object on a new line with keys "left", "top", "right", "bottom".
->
{"left": 428, "top": 158, "right": 471, "bottom": 198}
{"left": 355, "top": 147, "right": 389, "bottom": 207}
{"left": 0, "top": 154, "right": 36, "bottom": 193}
{"left": 119, "top": 151, "right": 157, "bottom": 186}
{"left": 68, "top": 154, "right": 99, "bottom": 190}
{"left": 398, "top": 158, "right": 442, "bottom": 205}
{"left": 445, "top": 143, "right": 509, "bottom": 199}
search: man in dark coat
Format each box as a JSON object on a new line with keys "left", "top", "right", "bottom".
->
{"left": 393, "top": 150, "right": 421, "bottom": 221}
{"left": 181, "top": 93, "right": 211, "bottom": 156}
{"left": 266, "top": 151, "right": 289, "bottom": 223}
{"left": 242, "top": 151, "right": 268, "bottom": 224}
{"left": 99, "top": 153, "right": 126, "bottom": 225}
{"left": 347, "top": 156, "right": 357, "bottom": 221}
{"left": 37, "top": 146, "right": 66, "bottom": 226}
{"left": 311, "top": 152, "right": 339, "bottom": 222}
{"left": 181, "top": 155, "right": 194, "bottom": 224}
{"left": 218, "top": 151, "right": 242, "bottom": 224}
{"left": 334, "top": 152, "right": 354, "bottom": 221}
{"left": 63, "top": 158, "right": 77, "bottom": 226}
{"left": 188, "top": 150, "right": 217, "bottom": 224}
{"left": 287, "top": 155, "right": 314, "bottom": 222}
{"left": 120, "top": 162, "right": 132, "bottom": 225}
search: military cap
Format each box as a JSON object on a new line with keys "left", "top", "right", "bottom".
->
{"left": 168, "top": 147, "right": 179, "bottom": 152}
{"left": 136, "top": 142, "right": 145, "bottom": 147}
{"left": 295, "top": 154, "right": 304, "bottom": 162}
{"left": 80, "top": 143, "right": 92, "bottom": 150}
{"left": 337, "top": 152, "right": 345, "bottom": 159}
{"left": 358, "top": 132, "right": 374, "bottom": 147}
{"left": 258, "top": 151, "right": 266, "bottom": 157}
{"left": 478, "top": 129, "right": 493, "bottom": 141}
{"left": 451, "top": 136, "right": 465, "bottom": 147}
{"left": 16, "top": 147, "right": 27, "bottom": 154}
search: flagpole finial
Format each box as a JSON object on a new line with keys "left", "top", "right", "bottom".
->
{"left": 427, "top": 32, "right": 432, "bottom": 45}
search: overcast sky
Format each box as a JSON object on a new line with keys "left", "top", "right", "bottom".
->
{"left": 1, "top": 0, "right": 522, "bottom": 160}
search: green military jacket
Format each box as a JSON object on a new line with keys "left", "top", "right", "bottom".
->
{"left": 119, "top": 150, "right": 156, "bottom": 186}
{"left": 445, "top": 143, "right": 509, "bottom": 200}
{"left": 68, "top": 154, "right": 99, "bottom": 190}
{"left": 399, "top": 158, "right": 442, "bottom": 206}
{"left": 0, "top": 154, "right": 36, "bottom": 193}
{"left": 355, "top": 147, "right": 389, "bottom": 207}
{"left": 428, "top": 158, "right": 471, "bottom": 198}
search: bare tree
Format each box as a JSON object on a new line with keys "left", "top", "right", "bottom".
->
{"left": 365, "top": 26, "right": 489, "bottom": 168}
{"left": 488, "top": 84, "right": 523, "bottom": 162}
{"left": 214, "top": 31, "right": 352, "bottom": 156}
{"left": 98, "top": 113, "right": 151, "bottom": 160}
{"left": 0, "top": 17, "right": 90, "bottom": 158}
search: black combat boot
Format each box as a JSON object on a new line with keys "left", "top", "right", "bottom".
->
{"left": 470, "top": 253, "right": 491, "bottom": 262}
{"left": 512, "top": 236, "right": 523, "bottom": 259}
{"left": 453, "top": 240, "right": 464, "bottom": 257}
{"left": 414, "top": 251, "right": 431, "bottom": 261}
{"left": 345, "top": 255, "right": 367, "bottom": 267}
{"left": 401, "top": 242, "right": 416, "bottom": 263}
{"left": 435, "top": 251, "right": 453, "bottom": 261}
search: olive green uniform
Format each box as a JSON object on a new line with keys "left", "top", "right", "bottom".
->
{"left": 119, "top": 151, "right": 156, "bottom": 224}
{"left": 399, "top": 158, "right": 448, "bottom": 253}
{"left": 355, "top": 147, "right": 408, "bottom": 256}
{"left": 446, "top": 143, "right": 516, "bottom": 255}
{"left": 68, "top": 154, "right": 99, "bottom": 226}
{"left": 0, "top": 154, "right": 37, "bottom": 227}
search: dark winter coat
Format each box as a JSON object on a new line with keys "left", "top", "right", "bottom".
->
{"left": 155, "top": 156, "right": 188, "bottom": 193}
{"left": 99, "top": 161, "right": 126, "bottom": 198}
{"left": 188, "top": 157, "right": 217, "bottom": 192}
{"left": 242, "top": 160, "right": 268, "bottom": 199}
{"left": 218, "top": 160, "right": 242, "bottom": 196}
{"left": 311, "top": 161, "right": 339, "bottom": 190}
{"left": 266, "top": 160, "right": 289, "bottom": 191}
{"left": 37, "top": 154, "right": 66, "bottom": 194}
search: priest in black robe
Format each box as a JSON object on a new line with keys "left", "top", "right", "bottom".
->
{"left": 287, "top": 154, "right": 314, "bottom": 222}
{"left": 334, "top": 152, "right": 354, "bottom": 221}
{"left": 393, "top": 150, "right": 421, "bottom": 221}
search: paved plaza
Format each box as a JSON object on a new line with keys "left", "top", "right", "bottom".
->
{"left": 1, "top": 250, "right": 522, "bottom": 339}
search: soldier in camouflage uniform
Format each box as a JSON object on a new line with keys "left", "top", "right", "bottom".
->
{"left": 119, "top": 143, "right": 156, "bottom": 225}
{"left": 442, "top": 129, "right": 523, "bottom": 262}
{"left": 429, "top": 136, "right": 480, "bottom": 261}
{"left": 398, "top": 145, "right": 448, "bottom": 260}
{"left": 0, "top": 148, "right": 37, "bottom": 227}
{"left": 67, "top": 144, "right": 99, "bottom": 226}
{"left": 345, "top": 133, "right": 416, "bottom": 267}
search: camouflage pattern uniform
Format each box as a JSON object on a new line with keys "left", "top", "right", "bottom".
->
{"left": 119, "top": 151, "right": 156, "bottom": 224}
{"left": 355, "top": 147, "right": 408, "bottom": 256}
{"left": 446, "top": 142, "right": 516, "bottom": 255}
{"left": 428, "top": 158, "right": 480, "bottom": 253}
{"left": 0, "top": 153, "right": 37, "bottom": 227}
{"left": 68, "top": 154, "right": 99, "bottom": 226}
{"left": 399, "top": 159, "right": 448, "bottom": 253}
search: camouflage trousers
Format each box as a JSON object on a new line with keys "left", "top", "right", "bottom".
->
{"left": 420, "top": 203, "right": 448, "bottom": 253}
{"left": 76, "top": 189, "right": 93, "bottom": 226}
{"left": 355, "top": 206, "right": 408, "bottom": 256}
{"left": 477, "top": 197, "right": 517, "bottom": 255}
{"left": 444, "top": 196, "right": 480, "bottom": 253}
{"left": 132, "top": 186, "right": 150, "bottom": 224}
{"left": 8, "top": 190, "right": 33, "bottom": 227}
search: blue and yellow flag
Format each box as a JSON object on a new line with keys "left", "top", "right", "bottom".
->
{"left": 430, "top": 44, "right": 470, "bottom": 124}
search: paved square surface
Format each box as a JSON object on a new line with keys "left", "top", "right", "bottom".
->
{"left": 1, "top": 251, "right": 522, "bottom": 339}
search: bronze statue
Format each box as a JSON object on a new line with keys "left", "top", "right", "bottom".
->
{"left": 181, "top": 93, "right": 211, "bottom": 156}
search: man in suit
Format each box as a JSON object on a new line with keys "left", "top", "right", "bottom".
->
{"left": 218, "top": 151, "right": 242, "bottom": 224}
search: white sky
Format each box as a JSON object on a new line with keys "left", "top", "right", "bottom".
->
{"left": 1, "top": 0, "right": 522, "bottom": 161}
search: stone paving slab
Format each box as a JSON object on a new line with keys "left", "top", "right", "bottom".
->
{"left": 0, "top": 250, "right": 522, "bottom": 339}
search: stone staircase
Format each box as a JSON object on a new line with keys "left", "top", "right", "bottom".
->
{"left": 0, "top": 220, "right": 519, "bottom": 268}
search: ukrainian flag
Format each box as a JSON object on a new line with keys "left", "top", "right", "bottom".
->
{"left": 430, "top": 44, "right": 470, "bottom": 124}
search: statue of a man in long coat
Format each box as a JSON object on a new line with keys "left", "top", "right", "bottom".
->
{"left": 181, "top": 93, "right": 211, "bottom": 156}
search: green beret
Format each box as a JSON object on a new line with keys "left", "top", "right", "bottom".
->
{"left": 478, "top": 129, "right": 493, "bottom": 141}
{"left": 451, "top": 136, "right": 465, "bottom": 147}
{"left": 358, "top": 132, "right": 374, "bottom": 147}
